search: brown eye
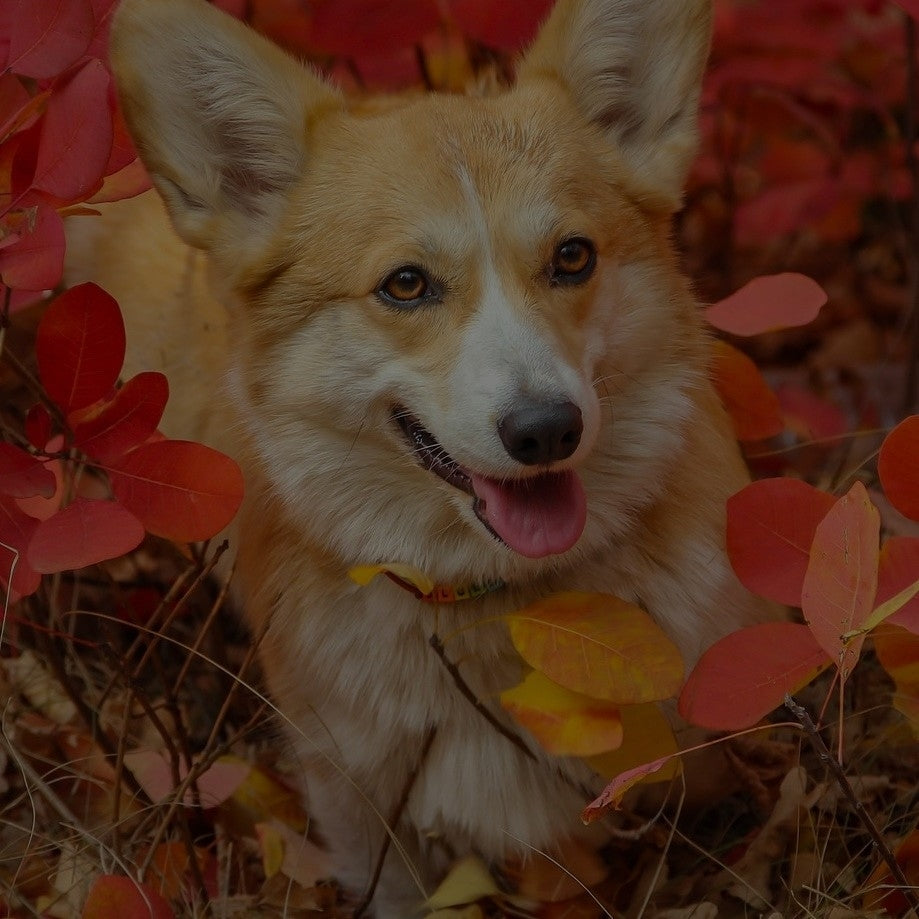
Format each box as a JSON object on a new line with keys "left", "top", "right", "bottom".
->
{"left": 551, "top": 237, "right": 596, "bottom": 285}
{"left": 378, "top": 267, "right": 432, "bottom": 306}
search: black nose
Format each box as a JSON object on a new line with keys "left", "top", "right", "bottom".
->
{"left": 498, "top": 399, "right": 583, "bottom": 465}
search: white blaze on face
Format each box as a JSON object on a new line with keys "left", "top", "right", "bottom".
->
{"left": 433, "top": 165, "right": 601, "bottom": 559}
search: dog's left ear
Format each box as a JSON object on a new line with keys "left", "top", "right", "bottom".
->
{"left": 519, "top": 0, "right": 711, "bottom": 210}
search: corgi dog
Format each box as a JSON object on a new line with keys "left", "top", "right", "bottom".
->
{"left": 65, "top": 0, "right": 774, "bottom": 913}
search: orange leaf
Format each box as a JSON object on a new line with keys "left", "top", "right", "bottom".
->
{"left": 711, "top": 340, "right": 784, "bottom": 442}
{"left": 727, "top": 478, "right": 836, "bottom": 606}
{"left": 500, "top": 670, "right": 623, "bottom": 757}
{"left": 507, "top": 592, "right": 684, "bottom": 704}
{"left": 107, "top": 440, "right": 244, "bottom": 542}
{"left": 82, "top": 874, "right": 174, "bottom": 919}
{"left": 879, "top": 416, "right": 919, "bottom": 522}
{"left": 801, "top": 481, "right": 878, "bottom": 672}
{"left": 678, "top": 622, "right": 831, "bottom": 730}
{"left": 705, "top": 273, "right": 826, "bottom": 336}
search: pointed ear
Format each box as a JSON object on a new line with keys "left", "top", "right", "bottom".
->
{"left": 519, "top": 0, "right": 711, "bottom": 209}
{"left": 111, "top": 0, "right": 341, "bottom": 250}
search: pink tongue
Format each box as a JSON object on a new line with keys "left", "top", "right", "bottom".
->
{"left": 470, "top": 470, "right": 586, "bottom": 559}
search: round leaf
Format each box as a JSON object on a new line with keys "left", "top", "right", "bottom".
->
{"left": 727, "top": 478, "right": 836, "bottom": 606}
{"left": 82, "top": 874, "right": 174, "bottom": 919}
{"left": 678, "top": 621, "right": 831, "bottom": 730}
{"left": 27, "top": 497, "right": 144, "bottom": 573}
{"left": 879, "top": 416, "right": 919, "bottom": 522}
{"left": 0, "top": 443, "right": 56, "bottom": 499}
{"left": 877, "top": 537, "right": 919, "bottom": 634}
{"left": 107, "top": 439, "right": 244, "bottom": 542}
{"left": 711, "top": 340, "right": 784, "bottom": 442}
{"left": 32, "top": 59, "right": 113, "bottom": 201}
{"left": 704, "top": 273, "right": 827, "bottom": 336}
{"left": 72, "top": 371, "right": 169, "bottom": 463}
{"left": 507, "top": 592, "right": 684, "bottom": 704}
{"left": 500, "top": 669, "right": 623, "bottom": 756}
{"left": 36, "top": 283, "right": 125, "bottom": 413}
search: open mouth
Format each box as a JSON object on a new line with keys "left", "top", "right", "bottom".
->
{"left": 393, "top": 408, "right": 587, "bottom": 559}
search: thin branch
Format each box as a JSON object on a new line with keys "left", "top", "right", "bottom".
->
{"left": 429, "top": 633, "right": 536, "bottom": 763}
{"left": 785, "top": 695, "right": 919, "bottom": 914}
{"left": 352, "top": 725, "right": 437, "bottom": 919}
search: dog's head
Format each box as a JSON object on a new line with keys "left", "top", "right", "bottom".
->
{"left": 112, "top": 0, "right": 713, "bottom": 581}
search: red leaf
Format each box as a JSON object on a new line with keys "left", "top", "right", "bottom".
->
{"left": 0, "top": 74, "right": 43, "bottom": 143}
{"left": 895, "top": 0, "right": 919, "bottom": 18}
{"left": 107, "top": 440, "right": 244, "bottom": 542}
{"left": 727, "top": 478, "right": 836, "bottom": 606}
{"left": 879, "top": 416, "right": 919, "bottom": 522}
{"left": 305, "top": 0, "right": 439, "bottom": 57}
{"left": 36, "top": 283, "right": 125, "bottom": 413}
{"left": 0, "top": 443, "right": 56, "bottom": 498}
{"left": 72, "top": 372, "right": 169, "bottom": 463}
{"left": 88, "top": 157, "right": 151, "bottom": 205}
{"left": 447, "top": 0, "right": 552, "bottom": 50}
{"left": 0, "top": 203, "right": 65, "bottom": 290}
{"left": 877, "top": 537, "right": 919, "bottom": 634}
{"left": 5, "top": 0, "right": 94, "bottom": 80}
{"left": 776, "top": 384, "right": 849, "bottom": 442}
{"left": 0, "top": 496, "right": 41, "bottom": 599}
{"left": 801, "top": 481, "right": 879, "bottom": 672}
{"left": 25, "top": 404, "right": 52, "bottom": 450}
{"left": 581, "top": 754, "right": 673, "bottom": 823}
{"left": 33, "top": 59, "right": 112, "bottom": 201}
{"left": 705, "top": 274, "right": 827, "bottom": 337}
{"left": 712, "top": 340, "right": 784, "bottom": 442}
{"left": 678, "top": 622, "right": 831, "bottom": 730}
{"left": 82, "top": 874, "right": 175, "bottom": 919}
{"left": 27, "top": 497, "right": 144, "bottom": 573}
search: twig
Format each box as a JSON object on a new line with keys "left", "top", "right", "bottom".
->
{"left": 429, "top": 633, "right": 536, "bottom": 763}
{"left": 784, "top": 695, "right": 919, "bottom": 914}
{"left": 352, "top": 725, "right": 437, "bottom": 919}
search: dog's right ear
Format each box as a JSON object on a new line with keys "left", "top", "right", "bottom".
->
{"left": 111, "top": 0, "right": 340, "bottom": 251}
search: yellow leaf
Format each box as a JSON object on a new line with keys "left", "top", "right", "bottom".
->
{"left": 425, "top": 856, "right": 500, "bottom": 911}
{"left": 348, "top": 563, "right": 435, "bottom": 595}
{"left": 255, "top": 822, "right": 285, "bottom": 878}
{"left": 507, "top": 592, "right": 684, "bottom": 703}
{"left": 500, "top": 670, "right": 623, "bottom": 756}
{"left": 224, "top": 763, "right": 308, "bottom": 834}
{"left": 585, "top": 702, "right": 679, "bottom": 784}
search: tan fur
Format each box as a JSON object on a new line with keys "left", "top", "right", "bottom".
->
{"left": 66, "top": 0, "right": 773, "bottom": 914}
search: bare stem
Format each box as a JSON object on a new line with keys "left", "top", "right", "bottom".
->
{"left": 352, "top": 725, "right": 438, "bottom": 918}
{"left": 429, "top": 632, "right": 536, "bottom": 763}
{"left": 784, "top": 695, "right": 919, "bottom": 913}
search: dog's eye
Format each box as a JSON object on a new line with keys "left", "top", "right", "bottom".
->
{"left": 551, "top": 238, "right": 596, "bottom": 285}
{"left": 378, "top": 267, "right": 432, "bottom": 306}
